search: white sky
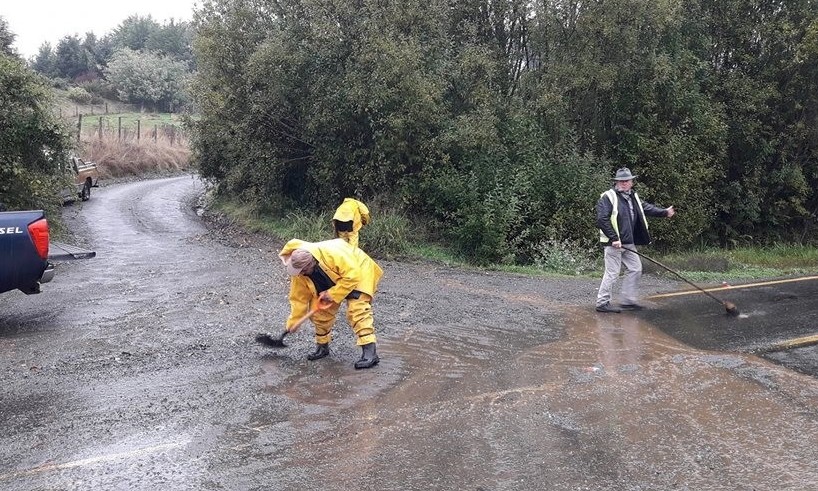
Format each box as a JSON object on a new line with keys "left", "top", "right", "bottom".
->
{"left": 2, "top": 1, "right": 199, "bottom": 59}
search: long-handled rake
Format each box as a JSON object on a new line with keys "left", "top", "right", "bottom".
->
{"left": 626, "top": 247, "right": 740, "bottom": 316}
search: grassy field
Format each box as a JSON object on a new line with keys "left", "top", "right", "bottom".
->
{"left": 47, "top": 89, "right": 193, "bottom": 176}
{"left": 79, "top": 112, "right": 187, "bottom": 134}
{"left": 52, "top": 89, "right": 189, "bottom": 138}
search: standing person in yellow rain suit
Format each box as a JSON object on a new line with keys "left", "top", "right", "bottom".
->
{"left": 273, "top": 238, "right": 383, "bottom": 369}
{"left": 332, "top": 198, "right": 370, "bottom": 248}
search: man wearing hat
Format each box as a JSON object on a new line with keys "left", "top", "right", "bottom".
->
{"left": 595, "top": 167, "right": 675, "bottom": 313}
{"left": 271, "top": 238, "right": 383, "bottom": 368}
{"left": 333, "top": 198, "right": 370, "bottom": 248}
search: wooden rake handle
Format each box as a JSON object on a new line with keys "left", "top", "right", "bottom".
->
{"left": 286, "top": 299, "right": 333, "bottom": 333}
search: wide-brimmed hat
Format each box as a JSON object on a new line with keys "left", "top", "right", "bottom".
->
{"left": 613, "top": 167, "right": 637, "bottom": 181}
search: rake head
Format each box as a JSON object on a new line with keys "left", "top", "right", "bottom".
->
{"left": 255, "top": 332, "right": 288, "bottom": 348}
{"left": 723, "top": 301, "right": 740, "bottom": 317}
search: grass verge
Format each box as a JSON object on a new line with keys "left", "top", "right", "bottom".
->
{"left": 208, "top": 196, "right": 818, "bottom": 280}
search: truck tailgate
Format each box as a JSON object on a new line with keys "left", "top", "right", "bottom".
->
{"left": 49, "top": 241, "right": 97, "bottom": 261}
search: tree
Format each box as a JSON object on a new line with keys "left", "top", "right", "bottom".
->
{"left": 146, "top": 20, "right": 195, "bottom": 66}
{"left": 31, "top": 42, "right": 57, "bottom": 77}
{"left": 104, "top": 48, "right": 190, "bottom": 111}
{"left": 54, "top": 35, "right": 86, "bottom": 80}
{"left": 110, "top": 15, "right": 162, "bottom": 51}
{"left": 77, "top": 32, "right": 104, "bottom": 80}
{"left": 698, "top": 0, "right": 818, "bottom": 245}
{"left": 0, "top": 16, "right": 16, "bottom": 57}
{"left": 0, "top": 52, "right": 73, "bottom": 213}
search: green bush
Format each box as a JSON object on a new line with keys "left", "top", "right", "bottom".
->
{"left": 80, "top": 79, "right": 117, "bottom": 102}
{"left": 67, "top": 86, "right": 92, "bottom": 104}
{"left": 0, "top": 53, "right": 73, "bottom": 215}
{"left": 190, "top": 0, "right": 818, "bottom": 264}
{"left": 532, "top": 238, "right": 598, "bottom": 276}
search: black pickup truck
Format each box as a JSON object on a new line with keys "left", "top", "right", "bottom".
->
{"left": 0, "top": 210, "right": 95, "bottom": 295}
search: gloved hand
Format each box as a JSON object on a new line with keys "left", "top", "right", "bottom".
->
{"left": 318, "top": 291, "right": 334, "bottom": 308}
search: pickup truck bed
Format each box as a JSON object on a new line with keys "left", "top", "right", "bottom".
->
{"left": 0, "top": 211, "right": 96, "bottom": 295}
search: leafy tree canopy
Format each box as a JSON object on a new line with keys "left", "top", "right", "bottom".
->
{"left": 104, "top": 48, "right": 190, "bottom": 111}
{"left": 0, "top": 51, "right": 73, "bottom": 214}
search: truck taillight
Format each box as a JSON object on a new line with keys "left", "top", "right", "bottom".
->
{"left": 28, "top": 218, "right": 49, "bottom": 260}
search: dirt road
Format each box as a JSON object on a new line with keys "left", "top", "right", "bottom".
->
{"left": 1, "top": 176, "right": 817, "bottom": 490}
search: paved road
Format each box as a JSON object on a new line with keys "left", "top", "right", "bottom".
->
{"left": 642, "top": 276, "right": 818, "bottom": 376}
{"left": 1, "top": 176, "right": 817, "bottom": 490}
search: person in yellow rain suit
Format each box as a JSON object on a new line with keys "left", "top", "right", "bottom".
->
{"left": 277, "top": 238, "right": 383, "bottom": 369}
{"left": 332, "top": 198, "right": 370, "bottom": 248}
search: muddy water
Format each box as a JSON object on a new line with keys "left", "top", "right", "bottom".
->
{"left": 261, "top": 308, "right": 818, "bottom": 490}
{"left": 4, "top": 176, "right": 817, "bottom": 490}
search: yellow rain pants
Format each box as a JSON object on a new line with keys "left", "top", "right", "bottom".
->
{"left": 311, "top": 293, "right": 376, "bottom": 346}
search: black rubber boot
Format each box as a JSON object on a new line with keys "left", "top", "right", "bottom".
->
{"left": 306, "top": 343, "right": 330, "bottom": 361}
{"left": 354, "top": 343, "right": 379, "bottom": 369}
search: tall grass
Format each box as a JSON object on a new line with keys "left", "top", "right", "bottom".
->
{"left": 210, "top": 198, "right": 417, "bottom": 259}
{"left": 729, "top": 244, "right": 818, "bottom": 269}
{"left": 80, "top": 133, "right": 191, "bottom": 178}
{"left": 646, "top": 244, "right": 818, "bottom": 282}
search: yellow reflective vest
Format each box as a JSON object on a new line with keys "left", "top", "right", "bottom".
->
{"left": 598, "top": 189, "right": 649, "bottom": 244}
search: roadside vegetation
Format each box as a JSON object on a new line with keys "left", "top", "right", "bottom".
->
{"left": 81, "top": 133, "right": 190, "bottom": 178}
{"left": 2, "top": 6, "right": 817, "bottom": 282}
{"left": 207, "top": 197, "right": 818, "bottom": 282}
{"left": 191, "top": 0, "right": 818, "bottom": 272}
{"left": 0, "top": 28, "right": 73, "bottom": 220}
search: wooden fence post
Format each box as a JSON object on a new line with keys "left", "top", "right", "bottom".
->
{"left": 77, "top": 114, "right": 82, "bottom": 141}
{"left": 137, "top": 120, "right": 140, "bottom": 141}
{"left": 118, "top": 117, "right": 122, "bottom": 140}
{"left": 98, "top": 116, "right": 103, "bottom": 139}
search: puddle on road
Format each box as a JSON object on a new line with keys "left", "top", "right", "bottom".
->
{"left": 253, "top": 306, "right": 818, "bottom": 488}
{"left": 260, "top": 308, "right": 818, "bottom": 426}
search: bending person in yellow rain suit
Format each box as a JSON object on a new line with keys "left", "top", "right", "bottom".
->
{"left": 278, "top": 238, "right": 383, "bottom": 369}
{"left": 332, "top": 198, "right": 370, "bottom": 248}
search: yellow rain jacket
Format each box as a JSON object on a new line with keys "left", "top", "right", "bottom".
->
{"left": 333, "top": 198, "right": 370, "bottom": 248}
{"left": 279, "top": 238, "right": 383, "bottom": 331}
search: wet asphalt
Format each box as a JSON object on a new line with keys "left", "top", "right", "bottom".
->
{"left": 0, "top": 175, "right": 817, "bottom": 490}
{"left": 641, "top": 276, "right": 818, "bottom": 375}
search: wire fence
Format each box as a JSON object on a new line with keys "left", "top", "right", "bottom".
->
{"left": 74, "top": 114, "right": 188, "bottom": 146}
{"left": 56, "top": 102, "right": 140, "bottom": 118}
{"left": 55, "top": 103, "right": 190, "bottom": 146}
